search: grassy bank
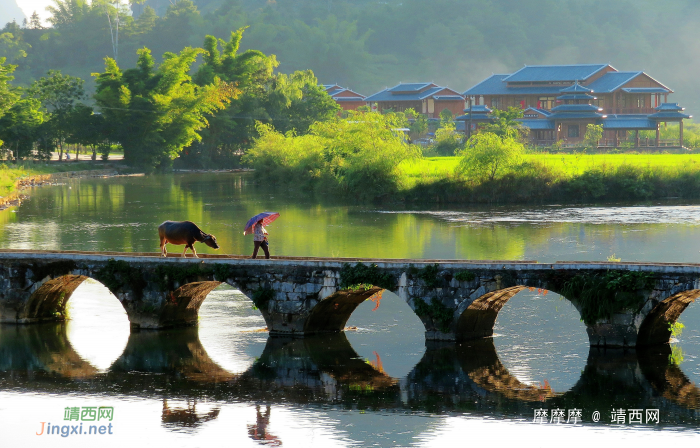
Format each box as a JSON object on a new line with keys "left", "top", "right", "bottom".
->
{"left": 0, "top": 161, "right": 117, "bottom": 198}
{"left": 399, "top": 154, "right": 700, "bottom": 203}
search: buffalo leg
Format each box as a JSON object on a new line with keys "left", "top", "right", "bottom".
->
{"left": 182, "top": 246, "right": 189, "bottom": 258}
{"left": 191, "top": 246, "right": 199, "bottom": 258}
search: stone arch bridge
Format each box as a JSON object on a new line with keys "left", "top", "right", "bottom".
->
{"left": 1, "top": 250, "right": 699, "bottom": 348}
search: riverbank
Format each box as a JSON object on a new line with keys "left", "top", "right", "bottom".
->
{"left": 0, "top": 163, "right": 127, "bottom": 210}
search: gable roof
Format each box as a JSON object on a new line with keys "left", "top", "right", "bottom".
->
{"left": 586, "top": 71, "right": 673, "bottom": 94}
{"left": 387, "top": 83, "right": 436, "bottom": 93}
{"left": 503, "top": 64, "right": 611, "bottom": 83}
{"left": 365, "top": 84, "right": 462, "bottom": 102}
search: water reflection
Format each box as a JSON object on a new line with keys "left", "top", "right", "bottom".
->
{"left": 161, "top": 399, "right": 221, "bottom": 430}
{"left": 2, "top": 322, "right": 700, "bottom": 425}
{"left": 247, "top": 405, "right": 282, "bottom": 446}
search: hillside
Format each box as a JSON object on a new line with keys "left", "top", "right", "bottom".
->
{"left": 2, "top": 0, "right": 700, "bottom": 114}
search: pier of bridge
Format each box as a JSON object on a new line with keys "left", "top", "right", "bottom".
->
{"left": 0, "top": 250, "right": 698, "bottom": 348}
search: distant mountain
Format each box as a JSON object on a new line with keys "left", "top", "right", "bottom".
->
{"left": 0, "top": 0, "right": 26, "bottom": 27}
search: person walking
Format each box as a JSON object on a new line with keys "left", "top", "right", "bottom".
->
{"left": 252, "top": 219, "right": 270, "bottom": 259}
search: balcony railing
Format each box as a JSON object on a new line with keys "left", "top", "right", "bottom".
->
{"left": 597, "top": 138, "right": 681, "bottom": 148}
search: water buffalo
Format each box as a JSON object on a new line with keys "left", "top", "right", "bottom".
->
{"left": 158, "top": 221, "right": 219, "bottom": 258}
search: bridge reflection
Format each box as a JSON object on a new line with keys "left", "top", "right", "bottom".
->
{"left": 0, "top": 324, "right": 699, "bottom": 423}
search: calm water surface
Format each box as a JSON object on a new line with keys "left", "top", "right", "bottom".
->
{"left": 1, "top": 172, "right": 700, "bottom": 447}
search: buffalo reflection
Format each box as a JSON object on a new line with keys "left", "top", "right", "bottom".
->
{"left": 161, "top": 398, "right": 221, "bottom": 429}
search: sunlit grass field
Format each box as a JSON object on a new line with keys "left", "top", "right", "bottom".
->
{"left": 398, "top": 154, "right": 700, "bottom": 189}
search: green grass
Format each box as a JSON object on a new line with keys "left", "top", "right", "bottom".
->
{"left": 398, "top": 154, "right": 700, "bottom": 189}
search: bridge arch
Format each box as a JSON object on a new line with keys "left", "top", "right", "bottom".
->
{"left": 637, "top": 289, "right": 700, "bottom": 346}
{"left": 303, "top": 286, "right": 384, "bottom": 334}
{"left": 453, "top": 285, "right": 581, "bottom": 342}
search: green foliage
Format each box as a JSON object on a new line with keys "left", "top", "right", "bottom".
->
{"left": 243, "top": 111, "right": 420, "bottom": 200}
{"left": 154, "top": 263, "right": 215, "bottom": 290}
{"left": 559, "top": 270, "right": 655, "bottom": 325}
{"left": 0, "top": 56, "right": 19, "bottom": 124}
{"left": 251, "top": 286, "right": 274, "bottom": 310}
{"left": 432, "top": 121, "right": 462, "bottom": 156}
{"left": 456, "top": 132, "right": 524, "bottom": 182}
{"left": 669, "top": 320, "right": 685, "bottom": 339}
{"left": 0, "top": 97, "right": 45, "bottom": 160}
{"left": 482, "top": 107, "right": 526, "bottom": 140}
{"left": 93, "top": 46, "right": 235, "bottom": 170}
{"left": 94, "top": 258, "right": 146, "bottom": 293}
{"left": 413, "top": 297, "right": 453, "bottom": 333}
{"left": 412, "top": 263, "right": 440, "bottom": 288}
{"left": 455, "top": 271, "right": 476, "bottom": 282}
{"left": 339, "top": 262, "right": 395, "bottom": 290}
{"left": 669, "top": 345, "right": 684, "bottom": 366}
{"left": 584, "top": 124, "right": 603, "bottom": 149}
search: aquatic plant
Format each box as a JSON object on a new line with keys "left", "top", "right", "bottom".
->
{"left": 339, "top": 262, "right": 395, "bottom": 290}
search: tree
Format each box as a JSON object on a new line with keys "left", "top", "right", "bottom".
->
{"left": 482, "top": 106, "right": 527, "bottom": 140}
{"left": 456, "top": 132, "right": 524, "bottom": 182}
{"left": 66, "top": 105, "right": 107, "bottom": 160}
{"left": 188, "top": 28, "right": 278, "bottom": 165}
{"left": 0, "top": 97, "right": 45, "bottom": 160}
{"left": 27, "top": 11, "right": 44, "bottom": 30}
{"left": 93, "top": 46, "right": 236, "bottom": 169}
{"left": 433, "top": 121, "right": 462, "bottom": 156}
{"left": 0, "top": 56, "right": 19, "bottom": 113}
{"left": 28, "top": 70, "right": 86, "bottom": 161}
{"left": 584, "top": 124, "right": 603, "bottom": 149}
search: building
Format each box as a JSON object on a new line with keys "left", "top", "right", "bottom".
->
{"left": 322, "top": 84, "right": 366, "bottom": 111}
{"left": 462, "top": 64, "right": 691, "bottom": 147}
{"left": 364, "top": 83, "right": 465, "bottom": 119}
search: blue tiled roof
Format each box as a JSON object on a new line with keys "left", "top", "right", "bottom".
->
{"left": 463, "top": 75, "right": 566, "bottom": 96}
{"left": 603, "top": 116, "right": 657, "bottom": 129}
{"left": 503, "top": 64, "right": 609, "bottom": 82}
{"left": 387, "top": 83, "right": 434, "bottom": 93}
{"left": 522, "top": 107, "right": 552, "bottom": 117}
{"left": 433, "top": 95, "right": 465, "bottom": 100}
{"left": 622, "top": 87, "right": 670, "bottom": 93}
{"left": 365, "top": 85, "right": 459, "bottom": 102}
{"left": 548, "top": 112, "right": 606, "bottom": 120}
{"left": 333, "top": 97, "right": 366, "bottom": 102}
{"left": 560, "top": 82, "right": 594, "bottom": 93}
{"left": 518, "top": 119, "right": 555, "bottom": 130}
{"left": 585, "top": 72, "right": 642, "bottom": 93}
{"left": 655, "top": 103, "right": 684, "bottom": 111}
{"left": 464, "top": 105, "right": 492, "bottom": 113}
{"left": 649, "top": 112, "right": 692, "bottom": 120}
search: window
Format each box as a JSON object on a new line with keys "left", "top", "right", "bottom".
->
{"left": 568, "top": 125, "right": 580, "bottom": 138}
{"left": 636, "top": 95, "right": 646, "bottom": 108}
{"left": 514, "top": 97, "right": 525, "bottom": 108}
{"left": 594, "top": 98, "right": 605, "bottom": 108}
{"left": 619, "top": 95, "right": 627, "bottom": 108}
{"left": 490, "top": 97, "right": 501, "bottom": 109}
{"left": 538, "top": 96, "right": 555, "bottom": 110}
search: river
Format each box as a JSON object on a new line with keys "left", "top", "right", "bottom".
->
{"left": 1, "top": 172, "right": 700, "bottom": 447}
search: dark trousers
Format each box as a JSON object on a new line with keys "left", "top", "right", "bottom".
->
{"left": 252, "top": 240, "right": 270, "bottom": 259}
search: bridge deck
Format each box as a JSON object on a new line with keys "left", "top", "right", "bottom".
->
{"left": 0, "top": 249, "right": 699, "bottom": 273}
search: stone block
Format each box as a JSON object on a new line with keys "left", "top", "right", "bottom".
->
{"left": 469, "top": 286, "right": 486, "bottom": 301}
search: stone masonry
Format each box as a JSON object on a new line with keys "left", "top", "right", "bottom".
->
{"left": 0, "top": 250, "right": 699, "bottom": 347}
